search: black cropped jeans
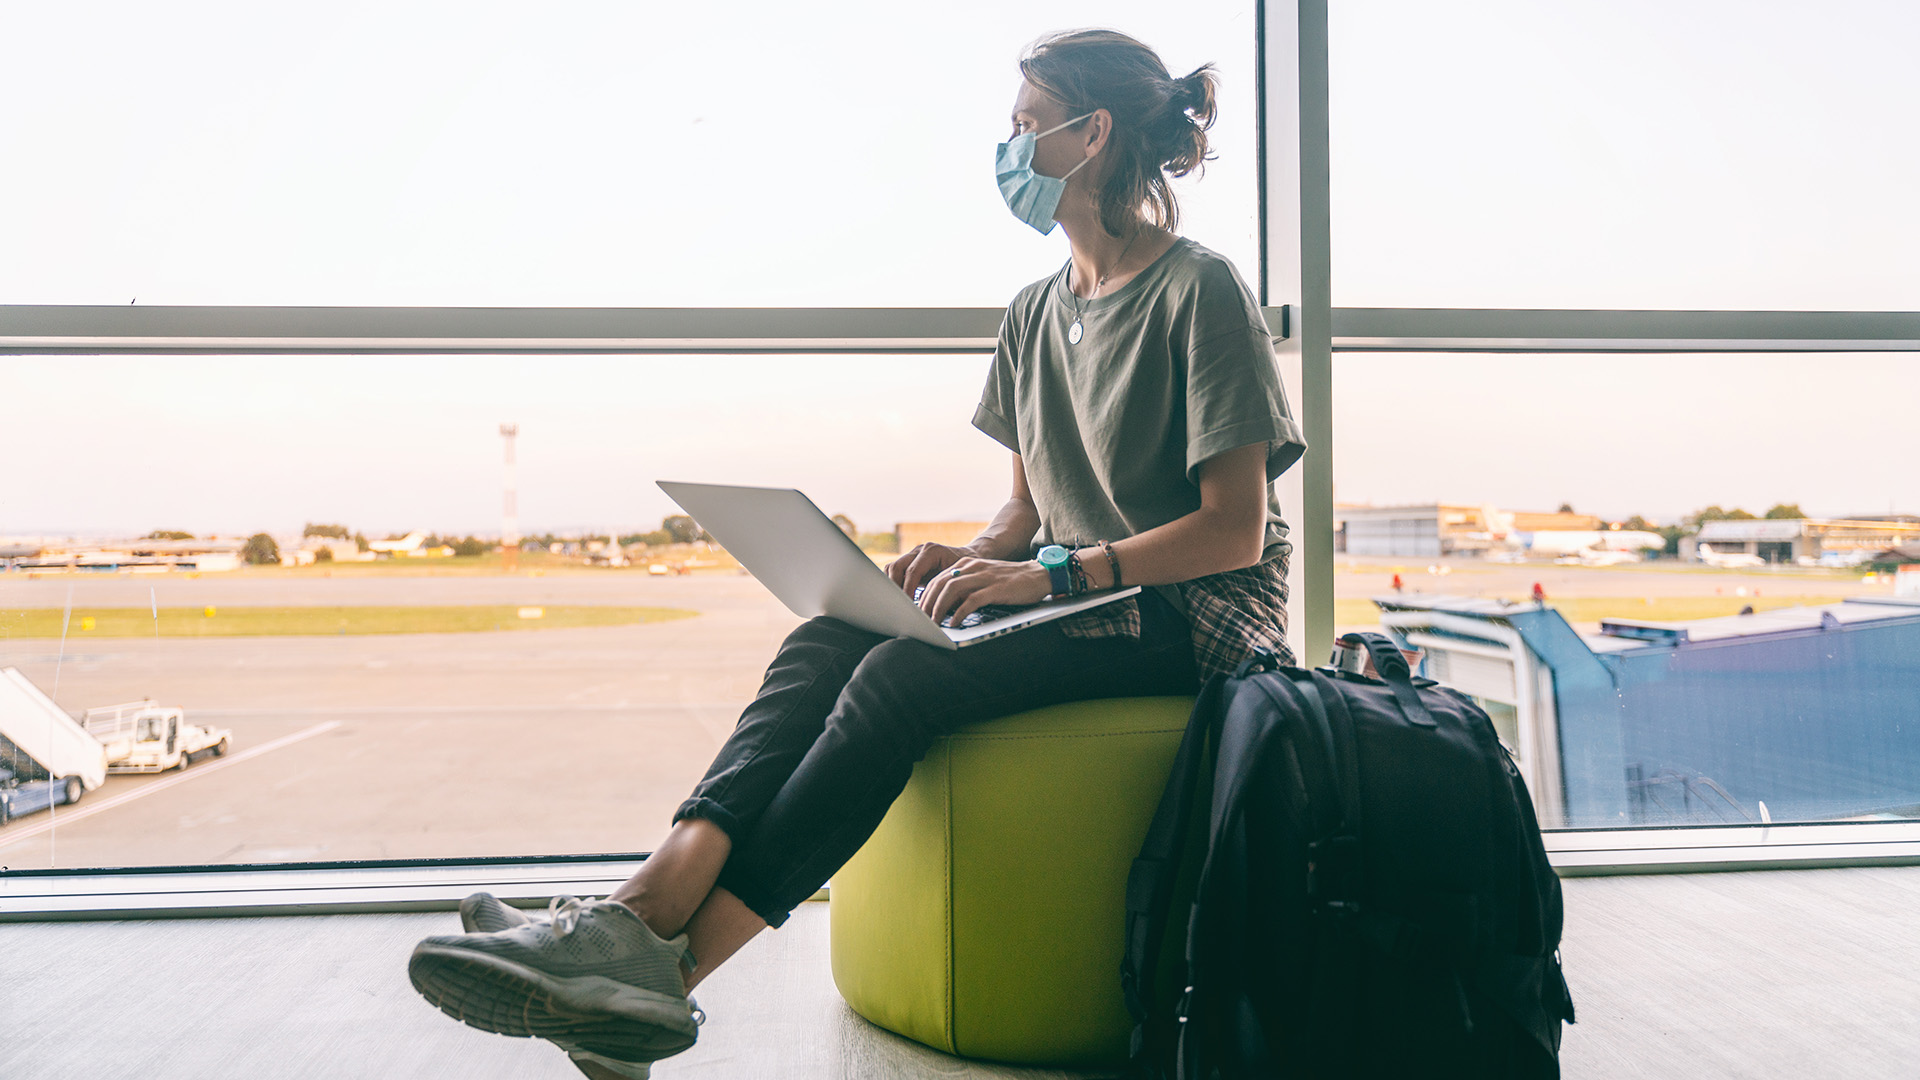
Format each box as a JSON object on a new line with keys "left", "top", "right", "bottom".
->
{"left": 672, "top": 588, "right": 1201, "bottom": 928}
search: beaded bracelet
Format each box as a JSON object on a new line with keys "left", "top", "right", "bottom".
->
{"left": 1096, "top": 539, "right": 1123, "bottom": 589}
{"left": 1066, "top": 551, "right": 1090, "bottom": 596}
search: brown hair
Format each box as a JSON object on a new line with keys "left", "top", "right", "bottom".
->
{"left": 1018, "top": 29, "right": 1219, "bottom": 238}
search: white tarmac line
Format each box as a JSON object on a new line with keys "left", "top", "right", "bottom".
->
{"left": 189, "top": 703, "right": 742, "bottom": 716}
{"left": 0, "top": 721, "right": 341, "bottom": 852}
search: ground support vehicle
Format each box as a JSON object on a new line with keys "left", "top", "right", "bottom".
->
{"left": 81, "top": 699, "right": 232, "bottom": 773}
{"left": 0, "top": 765, "right": 84, "bottom": 826}
{"left": 0, "top": 668, "right": 108, "bottom": 797}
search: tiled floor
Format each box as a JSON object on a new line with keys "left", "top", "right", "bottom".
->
{"left": 5, "top": 867, "right": 1919, "bottom": 1079}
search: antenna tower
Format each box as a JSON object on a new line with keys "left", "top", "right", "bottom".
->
{"left": 500, "top": 423, "right": 520, "bottom": 572}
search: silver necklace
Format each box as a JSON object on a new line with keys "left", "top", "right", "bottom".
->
{"left": 1067, "top": 228, "right": 1141, "bottom": 346}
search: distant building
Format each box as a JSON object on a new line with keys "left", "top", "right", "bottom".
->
{"left": 9, "top": 538, "right": 246, "bottom": 573}
{"left": 1684, "top": 517, "right": 1920, "bottom": 565}
{"left": 895, "top": 521, "right": 990, "bottom": 553}
{"left": 296, "top": 538, "right": 367, "bottom": 563}
{"left": 1335, "top": 504, "right": 1601, "bottom": 558}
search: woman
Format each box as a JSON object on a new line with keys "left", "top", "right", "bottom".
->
{"left": 407, "top": 28, "right": 1305, "bottom": 1080}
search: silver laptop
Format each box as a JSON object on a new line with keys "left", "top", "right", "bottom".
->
{"left": 656, "top": 481, "right": 1141, "bottom": 650}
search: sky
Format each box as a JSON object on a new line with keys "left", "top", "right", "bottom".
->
{"left": 3, "top": 1, "right": 1917, "bottom": 538}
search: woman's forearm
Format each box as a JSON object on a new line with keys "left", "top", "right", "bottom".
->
{"left": 1070, "top": 503, "right": 1264, "bottom": 591}
{"left": 965, "top": 497, "right": 1041, "bottom": 561}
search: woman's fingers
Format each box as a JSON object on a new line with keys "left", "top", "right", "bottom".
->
{"left": 898, "top": 545, "right": 943, "bottom": 593}
{"left": 921, "top": 564, "right": 967, "bottom": 622}
{"left": 918, "top": 558, "right": 970, "bottom": 619}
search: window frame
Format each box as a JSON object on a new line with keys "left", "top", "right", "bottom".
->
{"left": 4, "top": 0, "right": 1919, "bottom": 919}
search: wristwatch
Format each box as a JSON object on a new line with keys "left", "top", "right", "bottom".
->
{"left": 1037, "top": 544, "right": 1072, "bottom": 596}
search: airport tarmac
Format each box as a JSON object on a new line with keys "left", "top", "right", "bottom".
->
{"left": 0, "top": 573, "right": 803, "bottom": 869}
{"left": 0, "top": 556, "right": 1896, "bottom": 869}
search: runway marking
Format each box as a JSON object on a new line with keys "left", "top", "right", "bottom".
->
{"left": 189, "top": 703, "right": 744, "bottom": 716}
{"left": 0, "top": 721, "right": 341, "bottom": 851}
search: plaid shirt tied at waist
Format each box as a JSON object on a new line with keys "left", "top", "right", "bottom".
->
{"left": 1053, "top": 554, "right": 1294, "bottom": 681}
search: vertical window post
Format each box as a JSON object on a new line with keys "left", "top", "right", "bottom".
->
{"left": 1262, "top": 0, "right": 1336, "bottom": 664}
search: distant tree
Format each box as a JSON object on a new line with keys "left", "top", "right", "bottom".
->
{"left": 143, "top": 529, "right": 194, "bottom": 541}
{"left": 1657, "top": 525, "right": 1686, "bottom": 556}
{"left": 830, "top": 514, "right": 857, "bottom": 538}
{"left": 1556, "top": 503, "right": 1575, "bottom": 514}
{"left": 1764, "top": 503, "right": 1807, "bottom": 520}
{"left": 663, "top": 515, "right": 702, "bottom": 544}
{"left": 452, "top": 537, "right": 490, "bottom": 557}
{"left": 353, "top": 532, "right": 370, "bottom": 552}
{"left": 620, "top": 529, "right": 675, "bottom": 547}
{"left": 1686, "top": 505, "right": 1758, "bottom": 530}
{"left": 243, "top": 533, "right": 280, "bottom": 565}
{"left": 313, "top": 546, "right": 334, "bottom": 563}
{"left": 303, "top": 523, "right": 352, "bottom": 539}
{"left": 1621, "top": 515, "right": 1655, "bottom": 533}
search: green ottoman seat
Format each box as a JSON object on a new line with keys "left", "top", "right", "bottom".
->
{"left": 829, "top": 695, "right": 1197, "bottom": 1067}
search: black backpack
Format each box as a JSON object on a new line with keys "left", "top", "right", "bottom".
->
{"left": 1117, "top": 633, "right": 1575, "bottom": 1079}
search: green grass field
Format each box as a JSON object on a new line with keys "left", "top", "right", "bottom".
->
{"left": 1334, "top": 594, "right": 1846, "bottom": 626}
{"left": 0, "top": 605, "right": 699, "bottom": 639}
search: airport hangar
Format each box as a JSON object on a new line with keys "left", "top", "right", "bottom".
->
{"left": 1682, "top": 517, "right": 1920, "bottom": 565}
{"left": 1335, "top": 503, "right": 1603, "bottom": 558}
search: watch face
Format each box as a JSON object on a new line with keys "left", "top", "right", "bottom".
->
{"left": 1037, "top": 544, "right": 1068, "bottom": 566}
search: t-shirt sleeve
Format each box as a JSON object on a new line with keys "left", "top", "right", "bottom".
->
{"left": 972, "top": 307, "right": 1021, "bottom": 454}
{"left": 1183, "top": 263, "right": 1309, "bottom": 485}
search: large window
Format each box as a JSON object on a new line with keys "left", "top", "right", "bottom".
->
{"left": 1331, "top": 354, "right": 1920, "bottom": 829}
{"left": 1329, "top": 1, "right": 1920, "bottom": 310}
{"left": 0, "top": 3, "right": 1258, "bottom": 307}
{"left": 5, "top": 2, "right": 1919, "bottom": 901}
{"left": 1, "top": 1, "right": 1265, "bottom": 872}
{"left": 0, "top": 354, "right": 1019, "bottom": 869}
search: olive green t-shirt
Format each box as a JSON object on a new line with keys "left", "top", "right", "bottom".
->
{"left": 971, "top": 236, "right": 1307, "bottom": 618}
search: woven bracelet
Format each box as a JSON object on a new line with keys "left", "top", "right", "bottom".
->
{"left": 1097, "top": 539, "right": 1123, "bottom": 589}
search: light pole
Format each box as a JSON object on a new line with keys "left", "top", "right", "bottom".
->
{"left": 500, "top": 423, "right": 519, "bottom": 572}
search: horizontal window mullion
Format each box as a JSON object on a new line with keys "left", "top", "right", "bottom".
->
{"left": 1332, "top": 308, "right": 1920, "bottom": 353}
{"left": 0, "top": 305, "right": 1010, "bottom": 355}
{"left": 6, "top": 822, "right": 1920, "bottom": 920}
{"left": 8, "top": 305, "right": 1916, "bottom": 355}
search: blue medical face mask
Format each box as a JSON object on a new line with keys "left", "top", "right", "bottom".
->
{"left": 995, "top": 111, "right": 1096, "bottom": 235}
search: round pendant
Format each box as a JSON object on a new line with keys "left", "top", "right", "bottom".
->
{"left": 1068, "top": 320, "right": 1084, "bottom": 345}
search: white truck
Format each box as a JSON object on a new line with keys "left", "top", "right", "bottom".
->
{"left": 0, "top": 667, "right": 108, "bottom": 798}
{"left": 80, "top": 699, "right": 231, "bottom": 773}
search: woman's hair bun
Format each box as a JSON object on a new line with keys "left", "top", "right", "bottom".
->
{"left": 1175, "top": 65, "right": 1218, "bottom": 126}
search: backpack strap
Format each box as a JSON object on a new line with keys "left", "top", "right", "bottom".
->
{"left": 1121, "top": 670, "right": 1228, "bottom": 1055}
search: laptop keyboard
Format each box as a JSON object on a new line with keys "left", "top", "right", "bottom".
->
{"left": 911, "top": 585, "right": 1028, "bottom": 630}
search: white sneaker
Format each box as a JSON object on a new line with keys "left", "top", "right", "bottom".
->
{"left": 410, "top": 895, "right": 702, "bottom": 1062}
{"left": 460, "top": 891, "right": 535, "bottom": 934}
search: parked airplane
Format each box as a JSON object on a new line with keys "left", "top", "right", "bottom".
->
{"left": 1697, "top": 543, "right": 1767, "bottom": 569}
{"left": 1557, "top": 548, "right": 1644, "bottom": 567}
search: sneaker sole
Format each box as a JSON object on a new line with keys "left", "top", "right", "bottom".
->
{"left": 408, "top": 943, "right": 698, "bottom": 1058}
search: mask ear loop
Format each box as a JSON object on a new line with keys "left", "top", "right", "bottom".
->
{"left": 1034, "top": 110, "right": 1098, "bottom": 141}
{"left": 1039, "top": 112, "right": 1098, "bottom": 182}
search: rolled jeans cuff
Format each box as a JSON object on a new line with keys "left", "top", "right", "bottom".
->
{"left": 671, "top": 796, "right": 745, "bottom": 844}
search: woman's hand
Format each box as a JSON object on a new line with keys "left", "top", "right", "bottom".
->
{"left": 887, "top": 542, "right": 974, "bottom": 596}
{"left": 915, "top": 557, "right": 1053, "bottom": 627}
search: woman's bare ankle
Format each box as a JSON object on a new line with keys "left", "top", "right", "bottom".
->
{"left": 615, "top": 891, "right": 689, "bottom": 940}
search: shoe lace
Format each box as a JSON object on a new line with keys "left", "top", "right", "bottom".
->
{"left": 546, "top": 894, "right": 590, "bottom": 936}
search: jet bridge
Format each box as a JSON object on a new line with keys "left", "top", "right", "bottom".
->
{"left": 1372, "top": 596, "right": 1920, "bottom": 829}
